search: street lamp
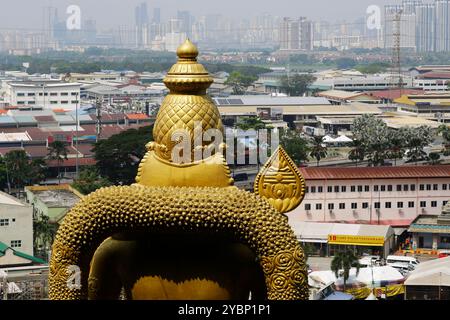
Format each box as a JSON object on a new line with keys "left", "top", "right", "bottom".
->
{"left": 75, "top": 92, "right": 79, "bottom": 179}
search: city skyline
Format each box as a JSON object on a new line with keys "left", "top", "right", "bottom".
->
{"left": 0, "top": 0, "right": 395, "bottom": 30}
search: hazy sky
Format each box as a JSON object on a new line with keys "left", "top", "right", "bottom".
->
{"left": 0, "top": 0, "right": 398, "bottom": 30}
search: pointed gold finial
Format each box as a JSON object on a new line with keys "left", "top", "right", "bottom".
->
{"left": 254, "top": 146, "right": 306, "bottom": 214}
{"left": 176, "top": 39, "right": 199, "bottom": 60}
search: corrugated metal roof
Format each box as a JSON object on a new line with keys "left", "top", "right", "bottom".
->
{"left": 299, "top": 166, "right": 450, "bottom": 180}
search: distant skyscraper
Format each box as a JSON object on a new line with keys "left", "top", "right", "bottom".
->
{"left": 435, "top": 0, "right": 450, "bottom": 51}
{"left": 135, "top": 2, "right": 150, "bottom": 48}
{"left": 280, "top": 18, "right": 300, "bottom": 50}
{"left": 416, "top": 4, "right": 435, "bottom": 52}
{"left": 177, "top": 11, "right": 193, "bottom": 38}
{"left": 153, "top": 8, "right": 161, "bottom": 24}
{"left": 300, "top": 18, "right": 314, "bottom": 50}
{"left": 384, "top": 4, "right": 416, "bottom": 50}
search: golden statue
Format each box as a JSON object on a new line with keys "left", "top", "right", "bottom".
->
{"left": 49, "top": 40, "right": 308, "bottom": 300}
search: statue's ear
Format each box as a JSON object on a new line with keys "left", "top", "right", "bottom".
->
{"left": 254, "top": 146, "right": 306, "bottom": 214}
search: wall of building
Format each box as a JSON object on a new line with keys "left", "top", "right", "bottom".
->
{"left": 290, "top": 177, "right": 450, "bottom": 226}
{"left": 0, "top": 203, "right": 33, "bottom": 255}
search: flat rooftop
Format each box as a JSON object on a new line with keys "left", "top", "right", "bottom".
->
{"left": 32, "top": 189, "right": 81, "bottom": 208}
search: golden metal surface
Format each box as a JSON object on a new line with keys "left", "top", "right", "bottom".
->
{"left": 254, "top": 146, "right": 306, "bottom": 214}
{"left": 48, "top": 40, "right": 308, "bottom": 300}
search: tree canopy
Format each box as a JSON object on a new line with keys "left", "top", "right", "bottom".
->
{"left": 280, "top": 130, "right": 310, "bottom": 166}
{"left": 225, "top": 71, "right": 257, "bottom": 95}
{"left": 93, "top": 125, "right": 153, "bottom": 185}
{"left": 279, "top": 74, "right": 316, "bottom": 97}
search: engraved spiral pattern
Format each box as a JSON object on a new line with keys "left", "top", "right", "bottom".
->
{"left": 48, "top": 185, "right": 308, "bottom": 300}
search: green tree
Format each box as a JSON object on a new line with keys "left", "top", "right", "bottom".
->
{"left": 3, "top": 150, "right": 46, "bottom": 190}
{"left": 429, "top": 152, "right": 441, "bottom": 165}
{"left": 94, "top": 126, "right": 153, "bottom": 185}
{"left": 47, "top": 141, "right": 69, "bottom": 184}
{"left": 438, "top": 124, "right": 450, "bottom": 155}
{"left": 33, "top": 213, "right": 58, "bottom": 261}
{"left": 280, "top": 129, "right": 310, "bottom": 166}
{"left": 236, "top": 116, "right": 266, "bottom": 131}
{"left": 403, "top": 126, "right": 434, "bottom": 165}
{"left": 279, "top": 73, "right": 316, "bottom": 96}
{"left": 72, "top": 167, "right": 111, "bottom": 195}
{"left": 225, "top": 71, "right": 257, "bottom": 95}
{"left": 352, "top": 115, "right": 390, "bottom": 167}
{"left": 330, "top": 249, "right": 361, "bottom": 292}
{"left": 387, "top": 128, "right": 406, "bottom": 166}
{"left": 348, "top": 139, "right": 366, "bottom": 167}
{"left": 309, "top": 136, "right": 328, "bottom": 167}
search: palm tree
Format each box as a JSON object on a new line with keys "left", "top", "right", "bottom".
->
{"left": 309, "top": 136, "right": 328, "bottom": 167}
{"left": 348, "top": 139, "right": 365, "bottom": 167}
{"left": 47, "top": 141, "right": 69, "bottom": 184}
{"left": 330, "top": 249, "right": 361, "bottom": 292}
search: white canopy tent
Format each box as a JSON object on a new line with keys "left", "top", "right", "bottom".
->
{"left": 322, "top": 135, "right": 336, "bottom": 144}
{"left": 334, "top": 135, "right": 353, "bottom": 143}
{"left": 405, "top": 257, "right": 450, "bottom": 287}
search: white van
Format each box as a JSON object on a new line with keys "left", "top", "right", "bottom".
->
{"left": 386, "top": 255, "right": 420, "bottom": 268}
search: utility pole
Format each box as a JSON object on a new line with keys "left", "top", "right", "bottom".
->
{"left": 96, "top": 97, "right": 102, "bottom": 143}
{"left": 2, "top": 271, "right": 7, "bottom": 300}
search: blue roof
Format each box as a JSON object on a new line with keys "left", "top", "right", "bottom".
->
{"left": 0, "top": 116, "right": 16, "bottom": 124}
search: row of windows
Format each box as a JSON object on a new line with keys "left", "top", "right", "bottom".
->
{"left": 306, "top": 183, "right": 450, "bottom": 194}
{"left": 17, "top": 100, "right": 79, "bottom": 105}
{"left": 0, "top": 218, "right": 10, "bottom": 226}
{"left": 10, "top": 240, "right": 22, "bottom": 248}
{"left": 305, "top": 200, "right": 448, "bottom": 211}
{"left": 17, "top": 92, "right": 78, "bottom": 97}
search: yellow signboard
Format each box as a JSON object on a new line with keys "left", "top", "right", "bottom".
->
{"left": 328, "top": 234, "right": 385, "bottom": 247}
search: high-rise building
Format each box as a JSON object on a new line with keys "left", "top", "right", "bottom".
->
{"left": 435, "top": 0, "right": 450, "bottom": 51}
{"left": 300, "top": 18, "right": 314, "bottom": 51}
{"left": 135, "top": 2, "right": 150, "bottom": 48}
{"left": 153, "top": 8, "right": 161, "bottom": 24}
{"left": 416, "top": 4, "right": 435, "bottom": 52}
{"left": 384, "top": 4, "right": 417, "bottom": 50}
{"left": 177, "top": 11, "right": 193, "bottom": 38}
{"left": 280, "top": 17, "right": 300, "bottom": 50}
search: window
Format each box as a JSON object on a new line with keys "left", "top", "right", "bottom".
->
{"left": 305, "top": 204, "right": 311, "bottom": 211}
{"left": 351, "top": 186, "right": 356, "bottom": 192}
{"left": 426, "top": 184, "right": 431, "bottom": 191}
{"left": 311, "top": 186, "right": 316, "bottom": 193}
{"left": 397, "top": 202, "right": 403, "bottom": 209}
{"left": 316, "top": 204, "right": 322, "bottom": 210}
{"left": 17, "top": 101, "right": 25, "bottom": 105}
{"left": 397, "top": 185, "right": 402, "bottom": 191}
{"left": 444, "top": 201, "right": 448, "bottom": 206}
{"left": 17, "top": 93, "right": 25, "bottom": 97}
{"left": 61, "top": 92, "right": 69, "bottom": 96}
{"left": 327, "top": 186, "right": 332, "bottom": 193}
{"left": 362, "top": 203, "right": 369, "bottom": 209}
{"left": 10, "top": 240, "right": 21, "bottom": 248}
{"left": 27, "top": 93, "right": 35, "bottom": 96}
{"left": 318, "top": 186, "right": 323, "bottom": 193}
{"left": 420, "top": 184, "right": 425, "bottom": 191}
{"left": 403, "top": 185, "right": 409, "bottom": 192}
{"left": 385, "top": 202, "right": 392, "bottom": 209}
{"left": 72, "top": 100, "right": 79, "bottom": 104}
{"left": 351, "top": 203, "right": 357, "bottom": 209}
{"left": 339, "top": 203, "right": 346, "bottom": 210}
{"left": 328, "top": 203, "right": 335, "bottom": 210}
{"left": 61, "top": 101, "right": 69, "bottom": 104}
{"left": 305, "top": 186, "right": 309, "bottom": 193}
{"left": 433, "top": 184, "right": 438, "bottom": 191}
{"left": 358, "top": 185, "right": 363, "bottom": 192}
{"left": 431, "top": 201, "right": 437, "bottom": 208}
{"left": 420, "top": 201, "right": 426, "bottom": 208}
{"left": 50, "top": 101, "right": 58, "bottom": 104}
{"left": 341, "top": 186, "right": 347, "bottom": 193}
{"left": 443, "top": 184, "right": 448, "bottom": 191}
{"left": 411, "top": 184, "right": 416, "bottom": 191}
{"left": 0, "top": 218, "right": 9, "bottom": 226}
{"left": 71, "top": 92, "right": 78, "bottom": 96}
{"left": 374, "top": 185, "right": 379, "bottom": 192}
{"left": 409, "top": 201, "right": 415, "bottom": 208}
{"left": 50, "top": 92, "right": 58, "bottom": 96}
{"left": 28, "top": 101, "right": 35, "bottom": 105}
{"left": 387, "top": 185, "right": 393, "bottom": 192}
{"left": 374, "top": 202, "right": 380, "bottom": 209}
{"left": 334, "top": 186, "right": 339, "bottom": 193}
{"left": 381, "top": 185, "right": 386, "bottom": 192}
{"left": 364, "top": 185, "right": 370, "bottom": 192}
